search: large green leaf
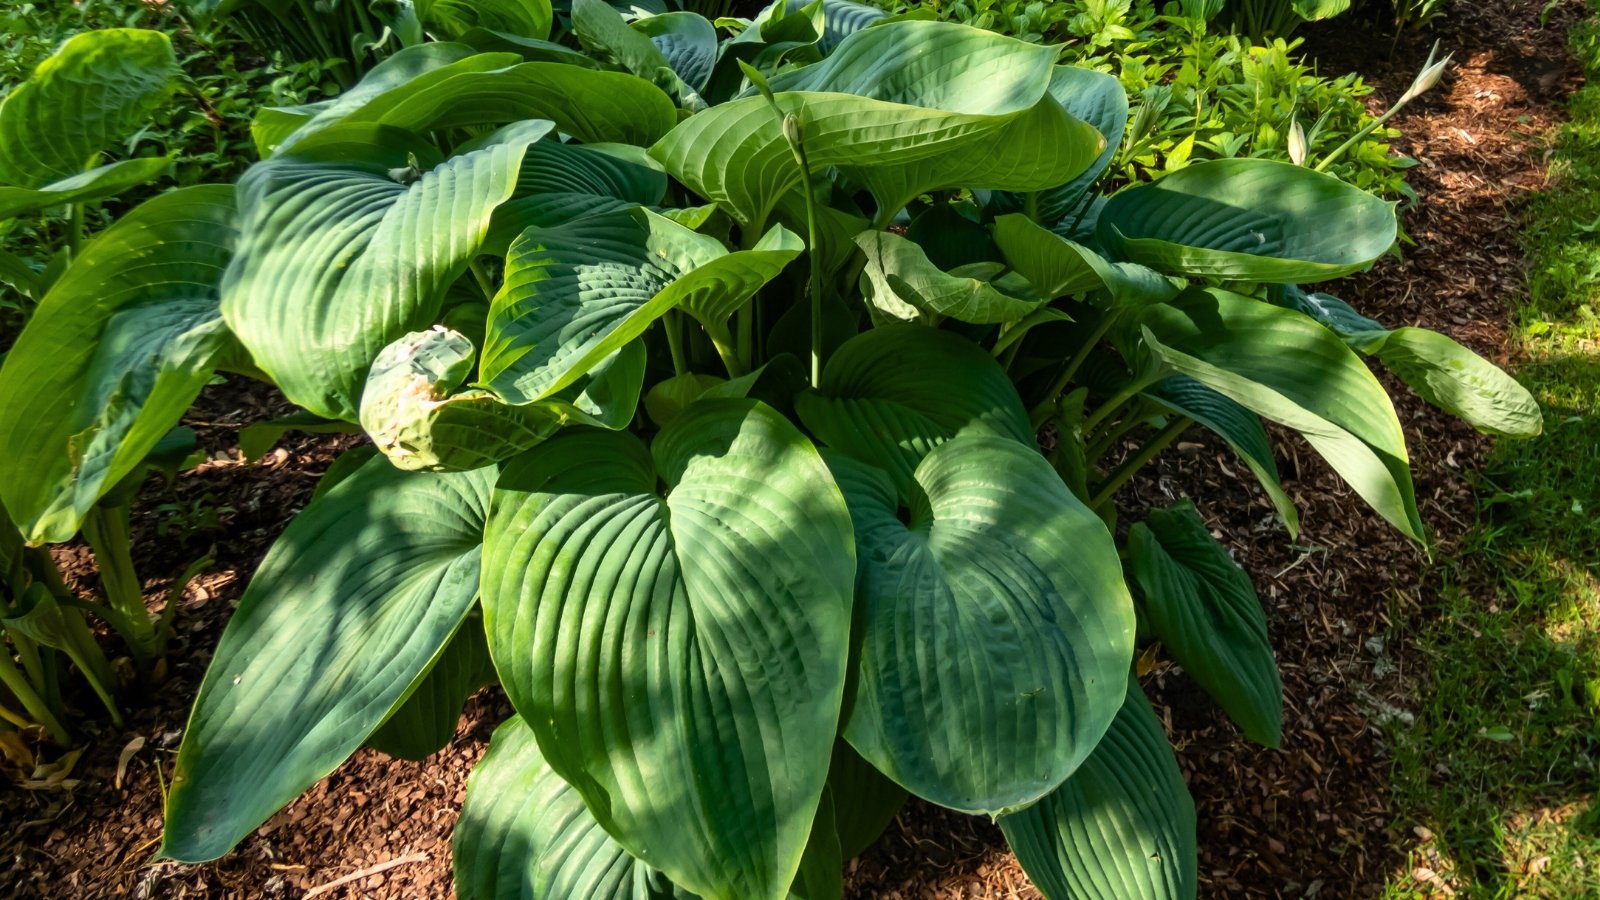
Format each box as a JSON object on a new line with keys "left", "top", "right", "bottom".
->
{"left": 855, "top": 230, "right": 1043, "bottom": 325}
{"left": 1139, "top": 288, "right": 1424, "bottom": 540}
{"left": 1271, "top": 286, "right": 1542, "bottom": 437}
{"left": 221, "top": 125, "right": 542, "bottom": 421}
{"left": 1145, "top": 377, "right": 1299, "bottom": 536}
{"left": 480, "top": 207, "right": 800, "bottom": 403}
{"left": 652, "top": 21, "right": 1064, "bottom": 227}
{"left": 819, "top": 0, "right": 887, "bottom": 53}
{"left": 161, "top": 460, "right": 495, "bottom": 862}
{"left": 1000, "top": 683, "right": 1197, "bottom": 900}
{"left": 843, "top": 95, "right": 1103, "bottom": 225}
{"left": 637, "top": 12, "right": 719, "bottom": 94}
{"left": 481, "top": 400, "right": 855, "bottom": 900}
{"left": 367, "top": 615, "right": 496, "bottom": 760}
{"left": 274, "top": 48, "right": 677, "bottom": 154}
{"left": 1129, "top": 500, "right": 1282, "bottom": 747}
{"left": 455, "top": 716, "right": 692, "bottom": 900}
{"left": 992, "top": 213, "right": 1177, "bottom": 307}
{"left": 1097, "top": 159, "right": 1396, "bottom": 283}
{"left": 571, "top": 0, "right": 701, "bottom": 106}
{"left": 1372, "top": 328, "right": 1542, "bottom": 437}
{"left": 827, "top": 438, "right": 1134, "bottom": 814}
{"left": 0, "top": 157, "right": 173, "bottom": 222}
{"left": 419, "top": 0, "right": 553, "bottom": 41}
{"left": 794, "top": 324, "right": 1032, "bottom": 493}
{"left": 485, "top": 140, "right": 669, "bottom": 255}
{"left": 0, "top": 186, "right": 235, "bottom": 545}
{"left": 995, "top": 66, "right": 1129, "bottom": 227}
{"left": 0, "top": 28, "right": 179, "bottom": 188}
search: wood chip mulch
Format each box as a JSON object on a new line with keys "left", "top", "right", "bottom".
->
{"left": 0, "top": 1, "right": 1583, "bottom": 896}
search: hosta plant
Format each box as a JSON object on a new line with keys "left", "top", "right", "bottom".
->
{"left": 1, "top": 5, "right": 1541, "bottom": 897}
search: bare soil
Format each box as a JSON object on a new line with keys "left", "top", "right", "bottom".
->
{"left": 0, "top": 1, "right": 1582, "bottom": 897}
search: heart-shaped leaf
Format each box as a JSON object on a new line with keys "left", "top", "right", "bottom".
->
{"left": 0, "top": 28, "right": 179, "bottom": 189}
{"left": 221, "top": 126, "right": 543, "bottom": 421}
{"left": 1000, "top": 683, "right": 1197, "bottom": 900}
{"left": 482, "top": 399, "right": 855, "bottom": 900}
{"left": 0, "top": 186, "right": 235, "bottom": 545}
{"left": 162, "top": 459, "right": 495, "bottom": 862}
{"left": 1098, "top": 159, "right": 1397, "bottom": 283}
{"left": 1140, "top": 288, "right": 1423, "bottom": 540}
{"left": 638, "top": 12, "right": 720, "bottom": 93}
{"left": 826, "top": 438, "right": 1134, "bottom": 814}
{"left": 653, "top": 21, "right": 1063, "bottom": 227}
{"left": 481, "top": 207, "right": 800, "bottom": 403}
{"left": 795, "top": 324, "right": 1032, "bottom": 492}
{"left": 1129, "top": 500, "right": 1282, "bottom": 747}
{"left": 819, "top": 0, "right": 887, "bottom": 53}
{"left": 486, "top": 139, "right": 668, "bottom": 255}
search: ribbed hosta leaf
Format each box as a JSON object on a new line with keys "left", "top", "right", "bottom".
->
{"left": 1272, "top": 286, "right": 1541, "bottom": 437}
{"left": 1000, "top": 683, "right": 1197, "bottom": 900}
{"left": 162, "top": 460, "right": 495, "bottom": 862}
{"left": 572, "top": 0, "right": 701, "bottom": 106}
{"left": 0, "top": 186, "right": 235, "bottom": 545}
{"left": 482, "top": 399, "right": 854, "bottom": 900}
{"left": 486, "top": 140, "right": 668, "bottom": 254}
{"left": 1145, "top": 377, "right": 1299, "bottom": 536}
{"left": 844, "top": 94, "right": 1103, "bottom": 223}
{"left": 419, "top": 0, "right": 553, "bottom": 41}
{"left": 0, "top": 28, "right": 179, "bottom": 188}
{"left": 652, "top": 21, "right": 1062, "bottom": 227}
{"left": 637, "top": 12, "right": 719, "bottom": 93}
{"left": 819, "top": 0, "right": 886, "bottom": 53}
{"left": 221, "top": 126, "right": 542, "bottom": 421}
{"left": 1097, "top": 159, "right": 1396, "bottom": 283}
{"left": 251, "top": 44, "right": 480, "bottom": 156}
{"left": 992, "top": 213, "right": 1176, "bottom": 307}
{"left": 367, "top": 616, "right": 496, "bottom": 760}
{"left": 1372, "top": 327, "right": 1542, "bottom": 437}
{"left": 1139, "top": 288, "right": 1423, "bottom": 539}
{"left": 855, "top": 230, "right": 1043, "bottom": 325}
{"left": 455, "top": 716, "right": 692, "bottom": 900}
{"left": 274, "top": 47, "right": 676, "bottom": 154}
{"left": 481, "top": 207, "right": 800, "bottom": 403}
{"left": 827, "top": 436, "right": 1133, "bottom": 814}
{"left": 794, "top": 324, "right": 1032, "bottom": 492}
{"left": 0, "top": 157, "right": 173, "bottom": 222}
{"left": 360, "top": 327, "right": 645, "bottom": 470}
{"left": 995, "top": 66, "right": 1129, "bottom": 226}
{"left": 1129, "top": 500, "right": 1282, "bottom": 747}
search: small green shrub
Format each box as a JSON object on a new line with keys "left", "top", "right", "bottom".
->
{"left": 873, "top": 0, "right": 1416, "bottom": 200}
{"left": 0, "top": 3, "right": 1534, "bottom": 898}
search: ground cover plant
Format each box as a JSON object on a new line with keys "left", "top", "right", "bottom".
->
{"left": 867, "top": 0, "right": 1419, "bottom": 202}
{"left": 0, "top": 1, "right": 1544, "bottom": 898}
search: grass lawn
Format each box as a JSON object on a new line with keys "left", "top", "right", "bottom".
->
{"left": 1383, "top": 4, "right": 1600, "bottom": 895}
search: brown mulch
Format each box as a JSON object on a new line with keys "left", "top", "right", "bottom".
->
{"left": 0, "top": 1, "right": 1583, "bottom": 897}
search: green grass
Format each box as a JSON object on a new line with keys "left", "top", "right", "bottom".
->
{"left": 1381, "top": 5, "right": 1600, "bottom": 897}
